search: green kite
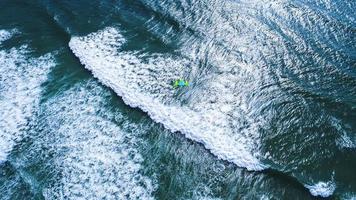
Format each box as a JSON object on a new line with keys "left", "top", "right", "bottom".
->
{"left": 173, "top": 79, "right": 189, "bottom": 88}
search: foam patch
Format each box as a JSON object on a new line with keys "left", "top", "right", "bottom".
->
{"left": 41, "top": 80, "right": 156, "bottom": 199}
{"left": 0, "top": 29, "right": 15, "bottom": 44}
{"left": 0, "top": 40, "right": 55, "bottom": 163}
{"left": 306, "top": 181, "right": 336, "bottom": 198}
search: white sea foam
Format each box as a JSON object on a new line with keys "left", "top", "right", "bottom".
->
{"left": 192, "top": 184, "right": 223, "bottom": 200}
{"left": 341, "top": 193, "right": 356, "bottom": 200}
{"left": 306, "top": 181, "right": 336, "bottom": 198}
{"left": 338, "top": 134, "right": 356, "bottom": 149}
{"left": 0, "top": 29, "right": 15, "bottom": 44}
{"left": 0, "top": 40, "right": 55, "bottom": 163}
{"left": 69, "top": 27, "right": 266, "bottom": 171}
{"left": 331, "top": 117, "right": 356, "bottom": 149}
{"left": 41, "top": 80, "right": 156, "bottom": 200}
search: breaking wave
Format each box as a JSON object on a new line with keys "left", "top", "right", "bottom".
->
{"left": 69, "top": 27, "right": 266, "bottom": 171}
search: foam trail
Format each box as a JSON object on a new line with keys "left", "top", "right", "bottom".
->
{"left": 69, "top": 27, "right": 265, "bottom": 171}
{"left": 41, "top": 81, "right": 156, "bottom": 199}
{"left": 0, "top": 31, "right": 55, "bottom": 163}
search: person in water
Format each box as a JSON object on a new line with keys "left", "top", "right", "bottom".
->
{"left": 173, "top": 79, "right": 189, "bottom": 88}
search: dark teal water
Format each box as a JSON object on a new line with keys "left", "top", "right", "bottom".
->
{"left": 0, "top": 0, "right": 355, "bottom": 199}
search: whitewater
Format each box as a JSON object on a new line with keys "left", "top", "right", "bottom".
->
{"left": 0, "top": 29, "right": 55, "bottom": 164}
{"left": 1, "top": 0, "right": 355, "bottom": 199}
{"left": 69, "top": 27, "right": 265, "bottom": 171}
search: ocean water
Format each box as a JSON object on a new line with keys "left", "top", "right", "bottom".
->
{"left": 0, "top": 0, "right": 355, "bottom": 199}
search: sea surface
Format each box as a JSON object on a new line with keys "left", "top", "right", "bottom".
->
{"left": 0, "top": 0, "right": 355, "bottom": 199}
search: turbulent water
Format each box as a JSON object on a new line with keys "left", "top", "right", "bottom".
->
{"left": 0, "top": 0, "right": 355, "bottom": 199}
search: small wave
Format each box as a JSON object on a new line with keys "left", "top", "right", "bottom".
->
{"left": 0, "top": 32, "right": 55, "bottom": 163}
{"left": 306, "top": 181, "right": 336, "bottom": 198}
{"left": 69, "top": 27, "right": 266, "bottom": 171}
